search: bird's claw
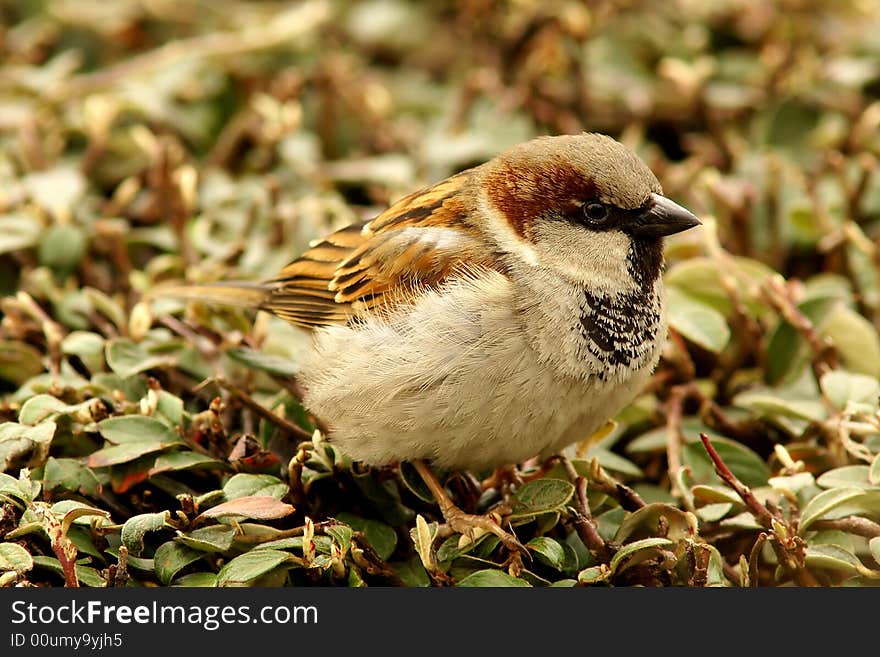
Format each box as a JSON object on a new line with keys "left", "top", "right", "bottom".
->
{"left": 443, "top": 506, "right": 528, "bottom": 556}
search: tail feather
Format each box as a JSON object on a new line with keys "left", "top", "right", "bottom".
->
{"left": 149, "top": 281, "right": 271, "bottom": 311}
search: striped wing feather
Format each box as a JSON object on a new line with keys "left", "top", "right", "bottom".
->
{"left": 264, "top": 171, "right": 498, "bottom": 328}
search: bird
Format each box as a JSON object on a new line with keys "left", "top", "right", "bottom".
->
{"left": 157, "top": 132, "right": 701, "bottom": 550}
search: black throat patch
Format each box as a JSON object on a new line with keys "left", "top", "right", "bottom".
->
{"left": 577, "top": 238, "right": 664, "bottom": 377}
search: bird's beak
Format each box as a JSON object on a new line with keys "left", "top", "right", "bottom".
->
{"left": 629, "top": 193, "right": 701, "bottom": 238}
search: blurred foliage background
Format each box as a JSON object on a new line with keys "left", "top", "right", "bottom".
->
{"left": 3, "top": 0, "right": 880, "bottom": 587}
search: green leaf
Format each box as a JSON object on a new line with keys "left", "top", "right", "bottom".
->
{"left": 121, "top": 511, "right": 170, "bottom": 556}
{"left": 509, "top": 478, "right": 574, "bottom": 520}
{"left": 765, "top": 296, "right": 840, "bottom": 384}
{"left": 768, "top": 472, "right": 816, "bottom": 494}
{"left": 351, "top": 469, "right": 414, "bottom": 526}
{"left": 589, "top": 449, "right": 643, "bottom": 478}
{"left": 98, "top": 415, "right": 180, "bottom": 444}
{"left": 822, "top": 306, "right": 880, "bottom": 377}
{"left": 609, "top": 537, "right": 673, "bottom": 574}
{"left": 577, "top": 565, "right": 610, "bottom": 584}
{"left": 456, "top": 569, "right": 531, "bottom": 587}
{"left": 176, "top": 526, "right": 236, "bottom": 553}
{"left": 0, "top": 421, "right": 56, "bottom": 469}
{"left": 173, "top": 572, "right": 218, "bottom": 587}
{"left": 51, "top": 500, "right": 110, "bottom": 529}
{"left": 88, "top": 442, "right": 173, "bottom": 467}
{"left": 90, "top": 416, "right": 182, "bottom": 467}
{"left": 691, "top": 485, "right": 743, "bottom": 506}
{"left": 820, "top": 370, "right": 880, "bottom": 410}
{"left": 31, "top": 556, "right": 105, "bottom": 587}
{"left": 683, "top": 436, "right": 771, "bottom": 488}
{"left": 39, "top": 224, "right": 87, "bottom": 271}
{"left": 667, "top": 288, "right": 731, "bottom": 353}
{"left": 804, "top": 544, "right": 861, "bottom": 574}
{"left": 696, "top": 503, "right": 733, "bottom": 523}
{"left": 870, "top": 537, "right": 880, "bottom": 566}
{"left": 664, "top": 256, "right": 774, "bottom": 316}
{"left": 42, "top": 457, "right": 103, "bottom": 497}
{"left": 799, "top": 487, "right": 867, "bottom": 533}
{"left": 149, "top": 451, "right": 225, "bottom": 475}
{"left": 732, "top": 390, "right": 827, "bottom": 423}
{"left": 217, "top": 549, "right": 295, "bottom": 587}
{"left": 326, "top": 524, "right": 354, "bottom": 552}
{"left": 154, "top": 541, "right": 204, "bottom": 586}
{"left": 614, "top": 504, "right": 695, "bottom": 544}
{"left": 870, "top": 453, "right": 880, "bottom": 487}
{"left": 0, "top": 341, "right": 44, "bottom": 385}
{"left": 105, "top": 338, "right": 172, "bottom": 378}
{"left": 155, "top": 391, "right": 184, "bottom": 425}
{"left": 391, "top": 557, "right": 430, "bottom": 587}
{"left": 0, "top": 471, "right": 40, "bottom": 504}
{"left": 0, "top": 543, "right": 33, "bottom": 572}
{"left": 398, "top": 460, "right": 435, "bottom": 503}
{"left": 816, "top": 466, "right": 875, "bottom": 490}
{"left": 526, "top": 537, "right": 565, "bottom": 571}
{"left": 336, "top": 512, "right": 398, "bottom": 561}
{"left": 61, "top": 331, "right": 105, "bottom": 357}
{"left": 18, "top": 395, "right": 72, "bottom": 425}
{"left": 227, "top": 347, "right": 298, "bottom": 377}
{"left": 223, "top": 473, "right": 286, "bottom": 500}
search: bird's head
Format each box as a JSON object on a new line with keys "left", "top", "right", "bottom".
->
{"left": 476, "top": 133, "right": 701, "bottom": 293}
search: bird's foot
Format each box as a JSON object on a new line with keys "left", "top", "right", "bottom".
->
{"left": 480, "top": 465, "right": 524, "bottom": 494}
{"left": 441, "top": 504, "right": 526, "bottom": 555}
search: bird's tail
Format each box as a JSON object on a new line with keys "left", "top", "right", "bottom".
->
{"left": 147, "top": 281, "right": 271, "bottom": 311}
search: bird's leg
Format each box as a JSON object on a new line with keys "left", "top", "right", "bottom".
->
{"left": 480, "top": 465, "right": 524, "bottom": 500}
{"left": 411, "top": 459, "right": 526, "bottom": 554}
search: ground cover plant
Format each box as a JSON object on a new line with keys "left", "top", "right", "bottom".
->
{"left": 2, "top": 0, "right": 880, "bottom": 587}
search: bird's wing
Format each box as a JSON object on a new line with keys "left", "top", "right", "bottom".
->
{"left": 264, "top": 171, "right": 499, "bottom": 328}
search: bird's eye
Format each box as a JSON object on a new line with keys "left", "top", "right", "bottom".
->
{"left": 582, "top": 202, "right": 609, "bottom": 224}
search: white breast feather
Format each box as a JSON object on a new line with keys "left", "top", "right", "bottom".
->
{"left": 298, "top": 268, "right": 664, "bottom": 470}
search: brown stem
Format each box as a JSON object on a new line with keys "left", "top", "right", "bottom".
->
{"left": 159, "top": 314, "right": 219, "bottom": 359}
{"left": 700, "top": 434, "right": 819, "bottom": 586}
{"left": 272, "top": 375, "right": 330, "bottom": 435}
{"left": 700, "top": 433, "right": 777, "bottom": 529}
{"left": 560, "top": 457, "right": 611, "bottom": 562}
{"left": 350, "top": 533, "right": 404, "bottom": 584}
{"left": 761, "top": 277, "right": 837, "bottom": 377}
{"left": 214, "top": 378, "right": 312, "bottom": 443}
{"left": 665, "top": 386, "right": 686, "bottom": 496}
{"left": 587, "top": 458, "right": 646, "bottom": 511}
{"left": 810, "top": 516, "right": 880, "bottom": 539}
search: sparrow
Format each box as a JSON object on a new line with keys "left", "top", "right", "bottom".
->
{"left": 160, "top": 133, "right": 700, "bottom": 548}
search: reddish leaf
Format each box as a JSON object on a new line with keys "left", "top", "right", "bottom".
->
{"left": 195, "top": 495, "right": 295, "bottom": 522}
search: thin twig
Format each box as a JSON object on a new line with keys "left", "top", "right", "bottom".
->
{"left": 214, "top": 377, "right": 312, "bottom": 442}
{"left": 761, "top": 277, "right": 837, "bottom": 377}
{"left": 587, "top": 458, "right": 646, "bottom": 511}
{"left": 811, "top": 516, "right": 880, "bottom": 539}
{"left": 666, "top": 386, "right": 686, "bottom": 496}
{"left": 700, "top": 433, "right": 819, "bottom": 586}
{"left": 560, "top": 457, "right": 611, "bottom": 561}
{"left": 159, "top": 314, "right": 220, "bottom": 359}
{"left": 49, "top": 1, "right": 331, "bottom": 101}
{"left": 700, "top": 433, "right": 777, "bottom": 529}
{"left": 16, "top": 292, "right": 65, "bottom": 376}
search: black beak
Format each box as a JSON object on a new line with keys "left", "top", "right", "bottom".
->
{"left": 628, "top": 193, "right": 701, "bottom": 238}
